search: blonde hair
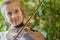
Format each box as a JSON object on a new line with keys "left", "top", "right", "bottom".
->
{"left": 1, "top": 0, "right": 28, "bottom": 24}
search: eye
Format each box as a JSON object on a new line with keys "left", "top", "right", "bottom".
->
{"left": 15, "top": 9, "right": 19, "bottom": 14}
{"left": 8, "top": 12, "right": 12, "bottom": 16}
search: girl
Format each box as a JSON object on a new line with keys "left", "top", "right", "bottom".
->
{"left": 1, "top": 0, "right": 45, "bottom": 40}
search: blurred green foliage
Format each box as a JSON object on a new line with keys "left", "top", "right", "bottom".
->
{"left": 0, "top": 0, "right": 60, "bottom": 40}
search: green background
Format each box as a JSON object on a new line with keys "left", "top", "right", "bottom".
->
{"left": 0, "top": 0, "right": 60, "bottom": 40}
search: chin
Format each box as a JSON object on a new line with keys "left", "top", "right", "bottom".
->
{"left": 15, "top": 23, "right": 20, "bottom": 26}
{"left": 11, "top": 23, "right": 19, "bottom": 26}
{"left": 11, "top": 21, "right": 22, "bottom": 27}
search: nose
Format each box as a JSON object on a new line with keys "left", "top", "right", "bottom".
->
{"left": 11, "top": 14, "right": 17, "bottom": 18}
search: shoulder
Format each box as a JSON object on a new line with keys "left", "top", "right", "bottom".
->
{"left": 6, "top": 29, "right": 17, "bottom": 40}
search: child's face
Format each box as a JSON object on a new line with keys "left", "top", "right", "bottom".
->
{"left": 4, "top": 2, "right": 23, "bottom": 26}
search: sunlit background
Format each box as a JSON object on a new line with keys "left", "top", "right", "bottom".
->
{"left": 0, "top": 0, "right": 60, "bottom": 40}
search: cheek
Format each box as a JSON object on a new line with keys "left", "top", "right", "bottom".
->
{"left": 18, "top": 15, "right": 23, "bottom": 21}
{"left": 18, "top": 13, "right": 23, "bottom": 20}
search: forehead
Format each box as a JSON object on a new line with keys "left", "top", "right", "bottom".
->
{"left": 4, "top": 2, "right": 20, "bottom": 12}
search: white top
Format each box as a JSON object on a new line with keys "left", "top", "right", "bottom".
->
{"left": 0, "top": 31, "right": 35, "bottom": 40}
{"left": 0, "top": 31, "right": 8, "bottom": 40}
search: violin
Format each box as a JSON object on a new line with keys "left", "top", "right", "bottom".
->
{"left": 19, "top": 27, "right": 45, "bottom": 40}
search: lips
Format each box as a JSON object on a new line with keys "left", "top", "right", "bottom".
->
{"left": 14, "top": 20, "right": 17, "bottom": 22}
{"left": 12, "top": 19, "right": 19, "bottom": 23}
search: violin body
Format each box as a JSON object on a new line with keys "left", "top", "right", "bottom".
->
{"left": 23, "top": 28, "right": 45, "bottom": 40}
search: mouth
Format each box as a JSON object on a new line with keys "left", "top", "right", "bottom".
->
{"left": 13, "top": 19, "right": 18, "bottom": 23}
{"left": 11, "top": 18, "right": 21, "bottom": 25}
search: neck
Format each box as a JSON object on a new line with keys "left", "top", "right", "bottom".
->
{"left": 11, "top": 22, "right": 24, "bottom": 32}
{"left": 15, "top": 22, "right": 24, "bottom": 28}
{"left": 11, "top": 22, "right": 24, "bottom": 29}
